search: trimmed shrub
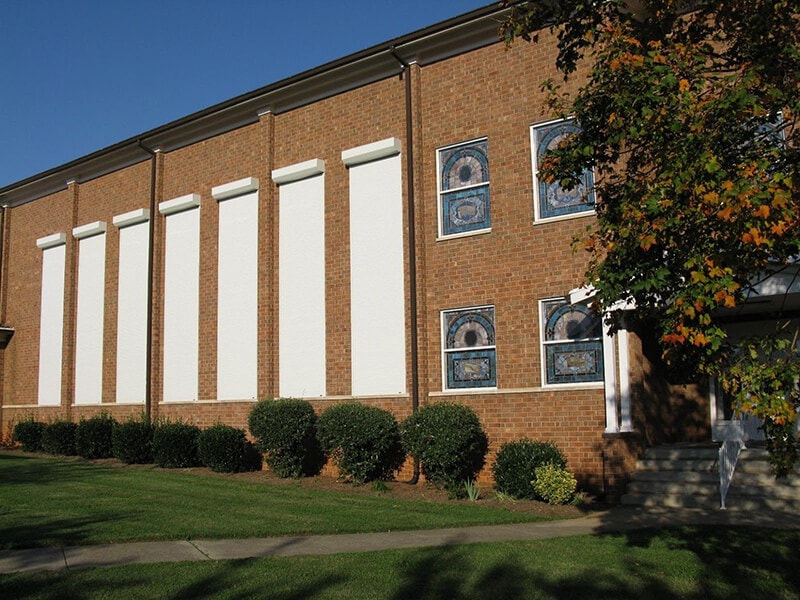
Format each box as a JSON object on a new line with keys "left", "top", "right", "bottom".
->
{"left": 112, "top": 417, "right": 154, "bottom": 464}
{"left": 401, "top": 402, "right": 488, "bottom": 493}
{"left": 152, "top": 421, "right": 200, "bottom": 468}
{"left": 12, "top": 418, "right": 45, "bottom": 452}
{"left": 248, "top": 398, "right": 323, "bottom": 477}
{"left": 492, "top": 439, "right": 567, "bottom": 500}
{"left": 41, "top": 421, "right": 78, "bottom": 456}
{"left": 532, "top": 463, "right": 577, "bottom": 505}
{"left": 198, "top": 424, "right": 261, "bottom": 473}
{"left": 317, "top": 402, "right": 405, "bottom": 484}
{"left": 76, "top": 413, "right": 117, "bottom": 459}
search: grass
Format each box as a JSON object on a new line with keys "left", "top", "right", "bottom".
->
{"left": 0, "top": 452, "right": 550, "bottom": 550}
{"left": 2, "top": 527, "right": 799, "bottom": 599}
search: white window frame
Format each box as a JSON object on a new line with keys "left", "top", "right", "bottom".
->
{"left": 436, "top": 137, "right": 491, "bottom": 239}
{"left": 441, "top": 305, "right": 497, "bottom": 391}
{"left": 531, "top": 118, "right": 595, "bottom": 223}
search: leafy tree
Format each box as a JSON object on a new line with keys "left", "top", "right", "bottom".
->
{"left": 501, "top": 0, "right": 800, "bottom": 473}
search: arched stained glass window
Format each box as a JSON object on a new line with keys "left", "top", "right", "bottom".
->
{"left": 531, "top": 119, "right": 595, "bottom": 220}
{"left": 540, "top": 299, "right": 603, "bottom": 385}
{"left": 437, "top": 139, "right": 491, "bottom": 237}
{"left": 442, "top": 306, "right": 496, "bottom": 389}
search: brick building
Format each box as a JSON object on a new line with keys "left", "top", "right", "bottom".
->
{"left": 0, "top": 4, "right": 718, "bottom": 499}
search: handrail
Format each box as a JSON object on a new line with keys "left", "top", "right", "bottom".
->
{"left": 718, "top": 421, "right": 747, "bottom": 509}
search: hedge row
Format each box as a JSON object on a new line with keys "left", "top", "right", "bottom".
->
{"left": 12, "top": 402, "right": 578, "bottom": 503}
{"left": 250, "top": 399, "right": 490, "bottom": 492}
{"left": 12, "top": 415, "right": 261, "bottom": 473}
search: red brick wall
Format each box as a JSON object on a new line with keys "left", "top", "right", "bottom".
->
{"left": 0, "top": 29, "right": 710, "bottom": 498}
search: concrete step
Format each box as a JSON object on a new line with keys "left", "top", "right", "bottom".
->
{"left": 722, "top": 494, "right": 800, "bottom": 512}
{"left": 730, "top": 481, "right": 800, "bottom": 500}
{"left": 642, "top": 446, "right": 720, "bottom": 461}
{"left": 626, "top": 480, "right": 719, "bottom": 497}
{"left": 733, "top": 472, "right": 800, "bottom": 489}
{"left": 633, "top": 470, "right": 719, "bottom": 484}
{"left": 623, "top": 444, "right": 800, "bottom": 511}
{"left": 620, "top": 492, "right": 720, "bottom": 510}
{"left": 635, "top": 458, "right": 718, "bottom": 473}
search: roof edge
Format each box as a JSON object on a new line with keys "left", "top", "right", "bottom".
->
{"left": 0, "top": 3, "right": 508, "bottom": 207}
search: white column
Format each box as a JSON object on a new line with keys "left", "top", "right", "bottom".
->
{"left": 603, "top": 321, "right": 619, "bottom": 433}
{"left": 618, "top": 328, "right": 633, "bottom": 432}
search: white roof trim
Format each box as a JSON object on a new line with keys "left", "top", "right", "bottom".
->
{"left": 72, "top": 221, "right": 108, "bottom": 239}
{"left": 342, "top": 138, "right": 401, "bottom": 166}
{"left": 272, "top": 159, "right": 325, "bottom": 185}
{"left": 159, "top": 193, "right": 201, "bottom": 215}
{"left": 212, "top": 177, "right": 260, "bottom": 201}
{"left": 568, "top": 286, "right": 597, "bottom": 305}
{"left": 113, "top": 208, "right": 151, "bottom": 228}
{"left": 36, "top": 232, "right": 67, "bottom": 249}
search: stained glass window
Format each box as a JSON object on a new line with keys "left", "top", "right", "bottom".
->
{"left": 531, "top": 119, "right": 595, "bottom": 220}
{"left": 437, "top": 139, "right": 490, "bottom": 236}
{"left": 442, "top": 306, "right": 496, "bottom": 389}
{"left": 540, "top": 299, "right": 603, "bottom": 385}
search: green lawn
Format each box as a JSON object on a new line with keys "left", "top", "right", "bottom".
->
{"left": 3, "top": 527, "right": 799, "bottom": 599}
{"left": 0, "top": 452, "right": 549, "bottom": 549}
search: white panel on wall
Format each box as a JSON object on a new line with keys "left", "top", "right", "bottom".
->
{"left": 115, "top": 217, "right": 149, "bottom": 403}
{"left": 217, "top": 190, "right": 258, "bottom": 400}
{"left": 37, "top": 240, "right": 66, "bottom": 406}
{"left": 278, "top": 174, "right": 326, "bottom": 397}
{"left": 162, "top": 205, "right": 199, "bottom": 401}
{"left": 74, "top": 231, "right": 107, "bottom": 404}
{"left": 348, "top": 152, "right": 406, "bottom": 395}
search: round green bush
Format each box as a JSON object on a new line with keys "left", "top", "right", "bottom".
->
{"left": 152, "top": 421, "right": 200, "bottom": 468}
{"left": 112, "top": 418, "right": 154, "bottom": 464}
{"left": 492, "top": 439, "right": 567, "bottom": 500}
{"left": 13, "top": 419, "right": 45, "bottom": 452}
{"left": 317, "top": 402, "right": 405, "bottom": 484}
{"left": 76, "top": 413, "right": 117, "bottom": 459}
{"left": 41, "top": 421, "right": 78, "bottom": 456}
{"left": 197, "top": 424, "right": 261, "bottom": 473}
{"left": 401, "top": 402, "right": 488, "bottom": 493}
{"left": 248, "top": 398, "right": 323, "bottom": 477}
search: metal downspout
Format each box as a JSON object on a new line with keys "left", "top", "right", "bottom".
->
{"left": 138, "top": 142, "right": 157, "bottom": 424}
{"left": 391, "top": 48, "right": 421, "bottom": 484}
{"left": 0, "top": 206, "right": 5, "bottom": 321}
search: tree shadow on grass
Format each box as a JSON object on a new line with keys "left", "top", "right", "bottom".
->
{"left": 388, "top": 526, "right": 800, "bottom": 600}
{"left": 0, "top": 558, "right": 346, "bottom": 600}
{"left": 0, "top": 452, "right": 114, "bottom": 486}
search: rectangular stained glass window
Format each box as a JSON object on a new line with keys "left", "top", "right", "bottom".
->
{"left": 437, "top": 139, "right": 490, "bottom": 237}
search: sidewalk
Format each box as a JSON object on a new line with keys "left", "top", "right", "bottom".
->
{"left": 2, "top": 505, "right": 799, "bottom": 574}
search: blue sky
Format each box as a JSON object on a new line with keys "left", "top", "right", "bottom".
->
{"left": 0, "top": 0, "right": 490, "bottom": 188}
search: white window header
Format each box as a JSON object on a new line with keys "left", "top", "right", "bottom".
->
{"left": 159, "top": 193, "right": 201, "bottom": 216}
{"left": 73, "top": 221, "right": 107, "bottom": 240}
{"left": 36, "top": 232, "right": 67, "bottom": 249}
{"left": 113, "top": 208, "right": 151, "bottom": 228}
{"left": 272, "top": 159, "right": 325, "bottom": 185}
{"left": 212, "top": 177, "right": 260, "bottom": 201}
{"left": 342, "top": 138, "right": 401, "bottom": 167}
